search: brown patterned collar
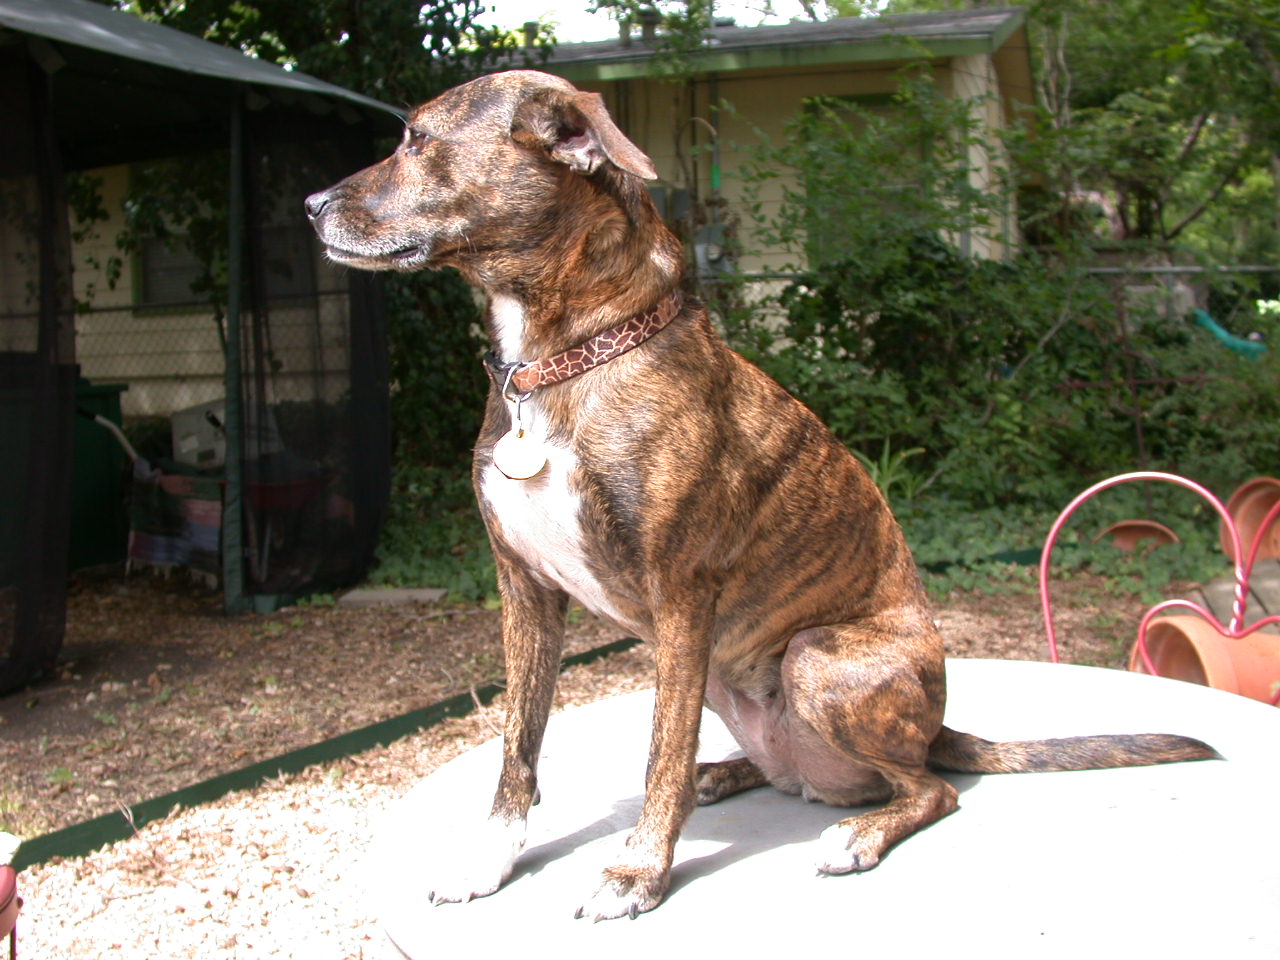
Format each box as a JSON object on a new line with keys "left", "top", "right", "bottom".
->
{"left": 484, "top": 291, "right": 683, "bottom": 397}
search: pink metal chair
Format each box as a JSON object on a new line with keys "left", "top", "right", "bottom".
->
{"left": 0, "top": 865, "right": 18, "bottom": 959}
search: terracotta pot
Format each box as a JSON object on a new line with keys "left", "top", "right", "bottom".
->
{"left": 1219, "top": 477, "right": 1280, "bottom": 562}
{"left": 1094, "top": 519, "right": 1180, "bottom": 552}
{"left": 1129, "top": 615, "right": 1280, "bottom": 703}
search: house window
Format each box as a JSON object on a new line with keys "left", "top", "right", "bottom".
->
{"left": 801, "top": 83, "right": 1010, "bottom": 265}
{"left": 800, "top": 94, "right": 922, "bottom": 267}
{"left": 136, "top": 222, "right": 317, "bottom": 308}
{"left": 138, "top": 236, "right": 204, "bottom": 307}
{"left": 259, "top": 223, "right": 316, "bottom": 301}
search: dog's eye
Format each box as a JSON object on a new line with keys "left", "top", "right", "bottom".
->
{"left": 404, "top": 130, "right": 429, "bottom": 156}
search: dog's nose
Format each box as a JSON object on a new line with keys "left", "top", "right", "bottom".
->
{"left": 304, "top": 189, "right": 333, "bottom": 220}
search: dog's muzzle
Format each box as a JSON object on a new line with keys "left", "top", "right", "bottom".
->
{"left": 304, "top": 188, "right": 429, "bottom": 269}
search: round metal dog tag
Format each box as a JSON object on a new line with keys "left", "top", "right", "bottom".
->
{"left": 492, "top": 429, "right": 548, "bottom": 480}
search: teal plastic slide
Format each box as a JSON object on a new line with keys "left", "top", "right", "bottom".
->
{"left": 1191, "top": 308, "right": 1267, "bottom": 358}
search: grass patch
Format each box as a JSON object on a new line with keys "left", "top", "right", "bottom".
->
{"left": 899, "top": 488, "right": 1231, "bottom": 605}
{"left": 368, "top": 463, "right": 496, "bottom": 603}
{"left": 368, "top": 459, "right": 1233, "bottom": 610}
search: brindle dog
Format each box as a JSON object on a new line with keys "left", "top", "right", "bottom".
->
{"left": 306, "top": 70, "right": 1215, "bottom": 921}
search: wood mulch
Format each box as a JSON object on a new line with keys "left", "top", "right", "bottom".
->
{"left": 0, "top": 564, "right": 1175, "bottom": 957}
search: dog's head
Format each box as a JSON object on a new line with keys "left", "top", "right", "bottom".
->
{"left": 305, "top": 70, "right": 658, "bottom": 277}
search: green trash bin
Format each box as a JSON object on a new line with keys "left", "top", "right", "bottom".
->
{"left": 70, "top": 378, "right": 130, "bottom": 572}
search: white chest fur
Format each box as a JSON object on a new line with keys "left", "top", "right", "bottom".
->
{"left": 488, "top": 293, "right": 526, "bottom": 362}
{"left": 480, "top": 293, "right": 626, "bottom": 623}
{"left": 479, "top": 412, "right": 623, "bottom": 623}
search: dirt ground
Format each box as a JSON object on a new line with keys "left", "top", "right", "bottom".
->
{"left": 1, "top": 564, "right": 1163, "bottom": 957}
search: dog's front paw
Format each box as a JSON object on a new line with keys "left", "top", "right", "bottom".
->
{"left": 813, "top": 819, "right": 885, "bottom": 876}
{"left": 573, "top": 842, "right": 671, "bottom": 921}
{"left": 426, "top": 816, "right": 526, "bottom": 904}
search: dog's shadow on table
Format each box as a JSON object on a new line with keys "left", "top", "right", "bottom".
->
{"left": 514, "top": 771, "right": 984, "bottom": 895}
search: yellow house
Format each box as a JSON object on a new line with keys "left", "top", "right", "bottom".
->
{"left": 541, "top": 6, "right": 1034, "bottom": 273}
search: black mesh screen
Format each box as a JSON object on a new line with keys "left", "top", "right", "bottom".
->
{"left": 0, "top": 50, "right": 77, "bottom": 693}
{"left": 237, "top": 114, "right": 389, "bottom": 600}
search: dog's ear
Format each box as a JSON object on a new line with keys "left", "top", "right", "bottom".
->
{"left": 514, "top": 89, "right": 658, "bottom": 181}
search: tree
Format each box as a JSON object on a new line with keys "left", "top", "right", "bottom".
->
{"left": 834, "top": 0, "right": 1280, "bottom": 262}
{"left": 587, "top": 0, "right": 716, "bottom": 76}
{"left": 112, "top": 0, "right": 535, "bottom": 104}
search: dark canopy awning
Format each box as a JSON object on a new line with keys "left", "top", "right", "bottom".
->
{"left": 0, "top": 0, "right": 401, "bottom": 169}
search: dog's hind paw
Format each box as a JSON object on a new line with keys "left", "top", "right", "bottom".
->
{"left": 425, "top": 816, "right": 526, "bottom": 904}
{"left": 695, "top": 756, "right": 769, "bottom": 805}
{"left": 813, "top": 820, "right": 884, "bottom": 876}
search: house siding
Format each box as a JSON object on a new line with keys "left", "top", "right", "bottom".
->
{"left": 585, "top": 66, "right": 911, "bottom": 278}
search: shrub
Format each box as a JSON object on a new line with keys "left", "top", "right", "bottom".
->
{"left": 723, "top": 74, "right": 1279, "bottom": 514}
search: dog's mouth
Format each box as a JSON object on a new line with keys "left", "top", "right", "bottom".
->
{"left": 323, "top": 241, "right": 430, "bottom": 272}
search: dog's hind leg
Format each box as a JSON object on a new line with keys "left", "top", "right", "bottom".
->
{"left": 427, "top": 558, "right": 568, "bottom": 905}
{"left": 812, "top": 759, "right": 959, "bottom": 874}
{"left": 781, "top": 618, "right": 960, "bottom": 875}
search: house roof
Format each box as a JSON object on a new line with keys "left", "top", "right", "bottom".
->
{"left": 0, "top": 0, "right": 401, "bottom": 168}
{"left": 546, "top": 7, "right": 1028, "bottom": 84}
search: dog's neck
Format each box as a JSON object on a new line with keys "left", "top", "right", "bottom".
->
{"left": 478, "top": 172, "right": 683, "bottom": 365}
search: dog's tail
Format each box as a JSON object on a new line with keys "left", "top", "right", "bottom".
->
{"left": 927, "top": 725, "right": 1219, "bottom": 774}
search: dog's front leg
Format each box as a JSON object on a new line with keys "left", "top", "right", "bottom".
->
{"left": 427, "top": 557, "right": 568, "bottom": 905}
{"left": 576, "top": 595, "right": 711, "bottom": 921}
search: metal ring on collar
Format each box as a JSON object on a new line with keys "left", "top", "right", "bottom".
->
{"left": 500, "top": 361, "right": 533, "bottom": 405}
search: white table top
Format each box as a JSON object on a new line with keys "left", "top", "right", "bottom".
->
{"left": 370, "top": 659, "right": 1280, "bottom": 959}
